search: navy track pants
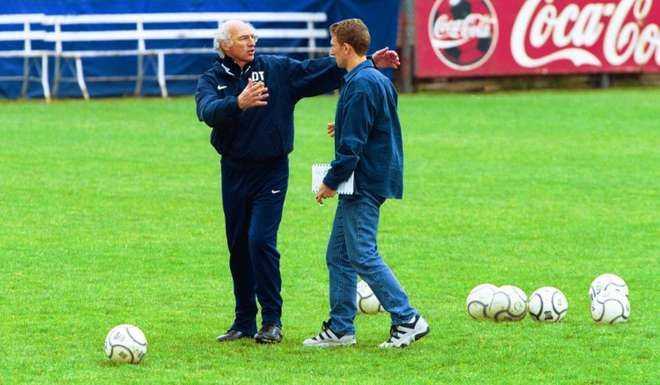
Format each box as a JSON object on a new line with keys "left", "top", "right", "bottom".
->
{"left": 220, "top": 157, "right": 288, "bottom": 334}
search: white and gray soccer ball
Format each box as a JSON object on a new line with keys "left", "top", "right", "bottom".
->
{"left": 356, "top": 280, "right": 384, "bottom": 314}
{"left": 466, "top": 283, "right": 498, "bottom": 320}
{"left": 487, "top": 285, "right": 528, "bottom": 321}
{"left": 589, "top": 273, "right": 628, "bottom": 301}
{"left": 528, "top": 287, "right": 568, "bottom": 322}
{"left": 591, "top": 290, "right": 630, "bottom": 324}
{"left": 104, "top": 324, "right": 148, "bottom": 364}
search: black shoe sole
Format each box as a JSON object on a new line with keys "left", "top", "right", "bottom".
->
{"left": 255, "top": 337, "right": 282, "bottom": 344}
{"left": 217, "top": 336, "right": 253, "bottom": 343}
{"left": 414, "top": 326, "right": 430, "bottom": 341}
{"left": 398, "top": 327, "right": 430, "bottom": 348}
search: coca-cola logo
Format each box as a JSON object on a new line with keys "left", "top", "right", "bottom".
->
{"left": 511, "top": 0, "right": 660, "bottom": 68}
{"left": 427, "top": 0, "right": 499, "bottom": 71}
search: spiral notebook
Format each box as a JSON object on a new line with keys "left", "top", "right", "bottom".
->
{"left": 311, "top": 163, "right": 354, "bottom": 195}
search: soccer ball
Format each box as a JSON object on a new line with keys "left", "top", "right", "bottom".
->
{"left": 466, "top": 283, "right": 497, "bottom": 320}
{"left": 356, "top": 280, "right": 384, "bottom": 314}
{"left": 104, "top": 324, "right": 148, "bottom": 364}
{"left": 528, "top": 287, "right": 568, "bottom": 322}
{"left": 591, "top": 290, "right": 630, "bottom": 324}
{"left": 589, "top": 273, "right": 628, "bottom": 301}
{"left": 487, "top": 285, "right": 528, "bottom": 321}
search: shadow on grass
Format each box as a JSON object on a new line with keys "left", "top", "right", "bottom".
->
{"left": 97, "top": 359, "right": 148, "bottom": 368}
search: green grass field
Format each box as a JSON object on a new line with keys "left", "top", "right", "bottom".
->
{"left": 1, "top": 89, "right": 658, "bottom": 385}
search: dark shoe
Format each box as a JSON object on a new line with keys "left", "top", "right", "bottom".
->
{"left": 255, "top": 325, "right": 283, "bottom": 344}
{"left": 216, "top": 329, "right": 253, "bottom": 342}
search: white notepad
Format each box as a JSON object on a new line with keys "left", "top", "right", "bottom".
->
{"left": 311, "top": 163, "right": 354, "bottom": 195}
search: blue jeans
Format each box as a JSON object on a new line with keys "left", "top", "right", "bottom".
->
{"left": 326, "top": 191, "right": 417, "bottom": 335}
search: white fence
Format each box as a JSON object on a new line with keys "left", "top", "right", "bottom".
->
{"left": 0, "top": 12, "right": 329, "bottom": 100}
{"left": 0, "top": 14, "right": 50, "bottom": 99}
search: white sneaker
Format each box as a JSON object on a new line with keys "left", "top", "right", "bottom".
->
{"left": 379, "top": 315, "right": 429, "bottom": 348}
{"left": 303, "top": 321, "right": 356, "bottom": 348}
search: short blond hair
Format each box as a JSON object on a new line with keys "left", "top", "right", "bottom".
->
{"left": 329, "top": 18, "right": 370, "bottom": 56}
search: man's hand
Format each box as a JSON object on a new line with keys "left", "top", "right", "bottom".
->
{"left": 237, "top": 79, "right": 269, "bottom": 110}
{"left": 327, "top": 122, "right": 335, "bottom": 138}
{"left": 315, "top": 183, "right": 336, "bottom": 204}
{"left": 372, "top": 47, "right": 400, "bottom": 69}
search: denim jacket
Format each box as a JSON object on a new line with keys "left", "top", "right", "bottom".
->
{"left": 323, "top": 60, "right": 403, "bottom": 199}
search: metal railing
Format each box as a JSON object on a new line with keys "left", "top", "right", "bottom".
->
{"left": 0, "top": 12, "right": 329, "bottom": 100}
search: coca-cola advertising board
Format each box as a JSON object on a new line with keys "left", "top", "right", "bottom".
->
{"left": 415, "top": 0, "right": 660, "bottom": 77}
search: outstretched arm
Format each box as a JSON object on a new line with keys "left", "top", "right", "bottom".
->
{"left": 287, "top": 47, "right": 400, "bottom": 100}
{"left": 286, "top": 56, "right": 344, "bottom": 100}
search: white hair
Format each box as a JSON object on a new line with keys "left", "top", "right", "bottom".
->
{"left": 213, "top": 20, "right": 256, "bottom": 58}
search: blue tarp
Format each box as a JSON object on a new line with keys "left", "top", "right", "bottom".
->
{"left": 0, "top": 1, "right": 400, "bottom": 98}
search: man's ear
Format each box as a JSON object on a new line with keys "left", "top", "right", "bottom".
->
{"left": 342, "top": 42, "right": 353, "bottom": 55}
{"left": 220, "top": 40, "right": 232, "bottom": 52}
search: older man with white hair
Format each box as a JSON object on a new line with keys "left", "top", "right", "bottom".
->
{"left": 196, "top": 19, "right": 400, "bottom": 344}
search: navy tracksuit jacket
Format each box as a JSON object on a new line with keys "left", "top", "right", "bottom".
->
{"left": 196, "top": 55, "right": 344, "bottom": 332}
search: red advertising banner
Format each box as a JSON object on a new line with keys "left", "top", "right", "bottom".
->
{"left": 415, "top": 0, "right": 660, "bottom": 77}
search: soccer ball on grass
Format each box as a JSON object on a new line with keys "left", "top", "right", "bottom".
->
{"left": 104, "top": 324, "right": 148, "bottom": 364}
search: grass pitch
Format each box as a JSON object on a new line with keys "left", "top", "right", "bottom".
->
{"left": 0, "top": 89, "right": 658, "bottom": 384}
